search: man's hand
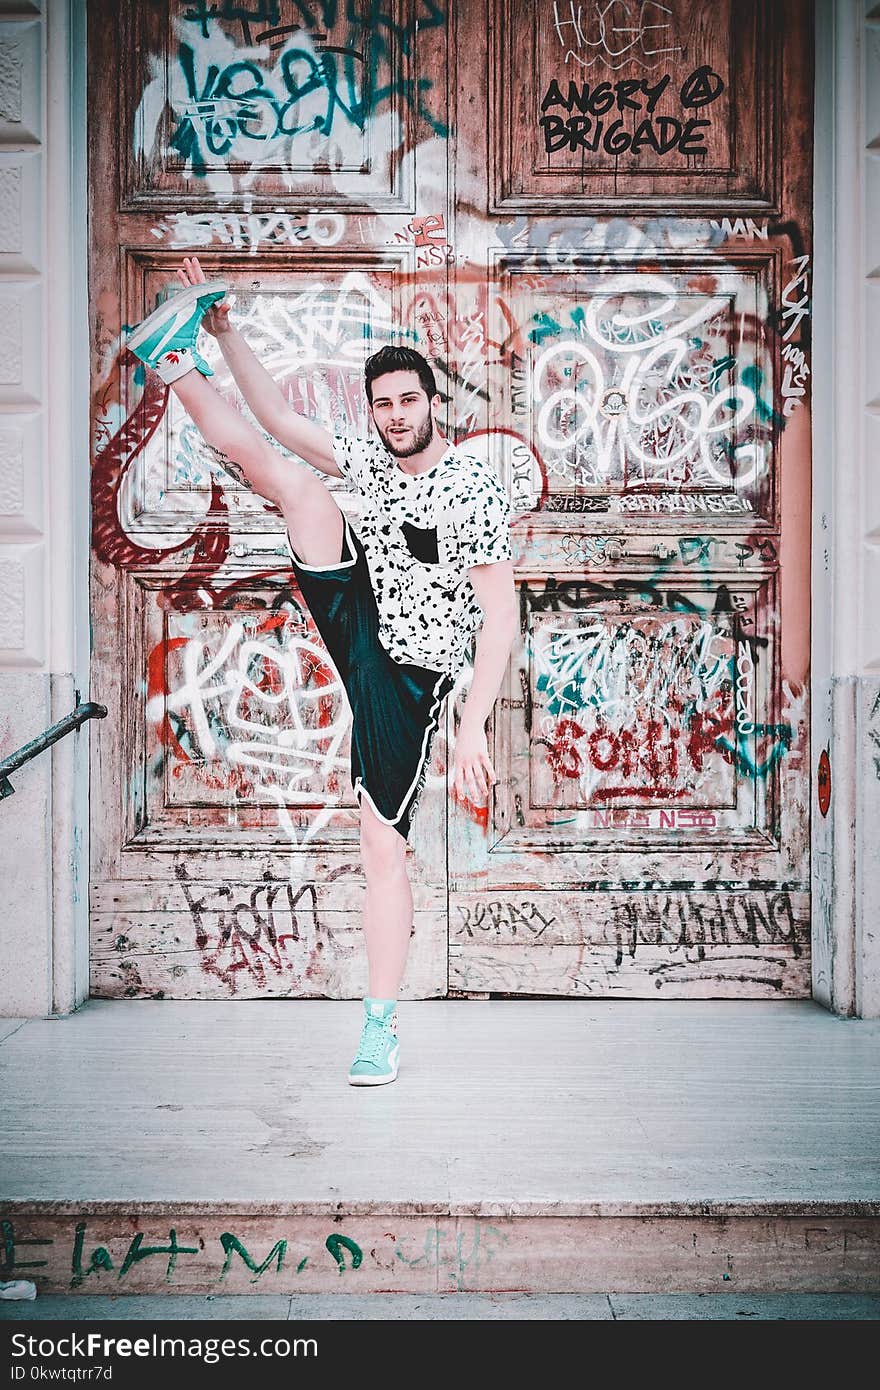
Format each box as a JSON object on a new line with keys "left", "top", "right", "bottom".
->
{"left": 176, "top": 256, "right": 231, "bottom": 337}
{"left": 452, "top": 716, "right": 497, "bottom": 804}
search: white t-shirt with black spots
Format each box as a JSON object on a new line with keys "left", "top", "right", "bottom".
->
{"left": 332, "top": 435, "right": 512, "bottom": 676}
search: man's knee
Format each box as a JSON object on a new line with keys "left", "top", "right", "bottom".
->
{"left": 360, "top": 803, "right": 407, "bottom": 878}
{"left": 280, "top": 472, "right": 344, "bottom": 567}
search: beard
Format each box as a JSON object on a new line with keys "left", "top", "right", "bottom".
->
{"left": 376, "top": 410, "right": 434, "bottom": 458}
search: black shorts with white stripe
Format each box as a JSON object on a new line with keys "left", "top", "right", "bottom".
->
{"left": 286, "top": 517, "right": 453, "bottom": 842}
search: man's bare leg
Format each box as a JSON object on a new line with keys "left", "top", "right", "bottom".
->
{"left": 171, "top": 370, "right": 414, "bottom": 1002}
{"left": 171, "top": 370, "right": 343, "bottom": 567}
{"left": 359, "top": 797, "right": 413, "bottom": 998}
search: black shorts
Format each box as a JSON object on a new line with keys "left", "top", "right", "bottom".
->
{"left": 286, "top": 516, "right": 454, "bottom": 842}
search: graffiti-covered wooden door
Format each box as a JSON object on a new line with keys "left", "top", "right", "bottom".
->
{"left": 447, "top": 0, "right": 814, "bottom": 997}
{"left": 89, "top": 0, "right": 813, "bottom": 1002}
{"left": 87, "top": 0, "right": 454, "bottom": 997}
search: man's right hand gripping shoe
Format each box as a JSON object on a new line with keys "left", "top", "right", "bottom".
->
{"left": 127, "top": 280, "right": 227, "bottom": 384}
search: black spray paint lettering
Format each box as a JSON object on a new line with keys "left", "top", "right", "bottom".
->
{"left": 173, "top": 861, "right": 320, "bottom": 951}
{"left": 613, "top": 893, "right": 805, "bottom": 967}
{"left": 172, "top": 20, "right": 448, "bottom": 169}
{"left": 456, "top": 901, "right": 557, "bottom": 938}
{"left": 539, "top": 66, "right": 723, "bottom": 157}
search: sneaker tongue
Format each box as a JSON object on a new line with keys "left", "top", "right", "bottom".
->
{"left": 369, "top": 1001, "right": 386, "bottom": 1017}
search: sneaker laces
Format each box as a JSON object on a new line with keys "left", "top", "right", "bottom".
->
{"left": 355, "top": 1014, "right": 395, "bottom": 1065}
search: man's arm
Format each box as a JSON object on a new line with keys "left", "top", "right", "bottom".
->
{"left": 178, "top": 257, "right": 343, "bottom": 478}
{"left": 215, "top": 324, "right": 343, "bottom": 479}
{"left": 453, "top": 559, "right": 518, "bottom": 804}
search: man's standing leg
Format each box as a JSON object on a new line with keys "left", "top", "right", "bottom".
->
{"left": 360, "top": 799, "right": 412, "bottom": 997}
{"left": 348, "top": 801, "right": 413, "bottom": 1086}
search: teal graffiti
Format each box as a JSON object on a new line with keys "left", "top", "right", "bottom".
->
{"left": 394, "top": 1223, "right": 507, "bottom": 1291}
{"left": 527, "top": 311, "right": 563, "bottom": 345}
{"left": 1, "top": 1219, "right": 51, "bottom": 1276}
{"left": 715, "top": 721, "right": 793, "bottom": 779}
{"left": 739, "top": 364, "right": 782, "bottom": 426}
{"left": 118, "top": 1230, "right": 200, "bottom": 1281}
{"left": 219, "top": 1232, "right": 287, "bottom": 1282}
{"left": 184, "top": 2, "right": 282, "bottom": 39}
{"left": 184, "top": 0, "right": 444, "bottom": 56}
{"left": 171, "top": 8, "right": 448, "bottom": 172}
{"left": 70, "top": 1222, "right": 115, "bottom": 1288}
{"left": 69, "top": 1222, "right": 199, "bottom": 1288}
{"left": 325, "top": 1233, "right": 363, "bottom": 1273}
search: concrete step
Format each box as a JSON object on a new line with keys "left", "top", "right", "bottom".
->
{"left": 2, "top": 1200, "right": 880, "bottom": 1295}
{"left": 1, "top": 999, "right": 878, "bottom": 1295}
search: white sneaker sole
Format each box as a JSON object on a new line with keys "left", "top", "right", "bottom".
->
{"left": 128, "top": 280, "right": 227, "bottom": 351}
{"left": 348, "top": 1061, "right": 400, "bottom": 1086}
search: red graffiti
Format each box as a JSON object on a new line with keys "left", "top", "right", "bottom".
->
{"left": 147, "top": 635, "right": 191, "bottom": 763}
{"left": 548, "top": 717, "right": 584, "bottom": 779}
{"left": 91, "top": 362, "right": 232, "bottom": 610}
{"left": 452, "top": 787, "right": 490, "bottom": 830}
{"left": 461, "top": 425, "right": 550, "bottom": 509}
{"left": 542, "top": 692, "right": 737, "bottom": 799}
{"left": 817, "top": 747, "right": 831, "bottom": 817}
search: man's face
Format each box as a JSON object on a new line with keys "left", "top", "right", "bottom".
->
{"left": 368, "top": 370, "right": 438, "bottom": 458}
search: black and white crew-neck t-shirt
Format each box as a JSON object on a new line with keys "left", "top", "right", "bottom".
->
{"left": 331, "top": 435, "right": 512, "bottom": 677}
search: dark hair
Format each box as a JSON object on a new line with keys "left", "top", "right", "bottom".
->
{"left": 364, "top": 345, "right": 438, "bottom": 404}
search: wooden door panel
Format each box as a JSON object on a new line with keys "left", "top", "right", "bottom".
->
{"left": 88, "top": 0, "right": 451, "bottom": 999}
{"left": 119, "top": 0, "right": 434, "bottom": 211}
{"left": 91, "top": 908, "right": 447, "bottom": 999}
{"left": 117, "top": 253, "right": 407, "bottom": 533}
{"left": 142, "top": 574, "right": 359, "bottom": 836}
{"left": 449, "top": 0, "right": 812, "bottom": 996}
{"left": 491, "top": 0, "right": 778, "bottom": 212}
{"left": 495, "top": 251, "right": 779, "bottom": 520}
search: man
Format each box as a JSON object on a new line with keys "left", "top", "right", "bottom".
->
{"left": 127, "top": 258, "right": 518, "bottom": 1086}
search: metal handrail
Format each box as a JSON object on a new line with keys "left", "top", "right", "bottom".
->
{"left": 0, "top": 700, "right": 107, "bottom": 800}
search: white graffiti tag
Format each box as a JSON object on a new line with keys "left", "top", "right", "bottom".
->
{"left": 781, "top": 254, "right": 811, "bottom": 342}
{"left": 531, "top": 274, "right": 766, "bottom": 490}
{"left": 151, "top": 620, "right": 352, "bottom": 835}
{"left": 535, "top": 614, "right": 733, "bottom": 723}
{"left": 552, "top": 0, "right": 682, "bottom": 70}
{"left": 780, "top": 342, "right": 810, "bottom": 418}
{"left": 150, "top": 209, "right": 346, "bottom": 253}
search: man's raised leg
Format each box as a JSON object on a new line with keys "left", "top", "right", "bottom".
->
{"left": 171, "top": 370, "right": 344, "bottom": 568}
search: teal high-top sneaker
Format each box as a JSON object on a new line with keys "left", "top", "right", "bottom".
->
{"left": 348, "top": 998, "right": 400, "bottom": 1086}
{"left": 127, "top": 281, "right": 227, "bottom": 384}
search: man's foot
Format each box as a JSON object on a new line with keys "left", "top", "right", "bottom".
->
{"left": 127, "top": 280, "right": 227, "bottom": 384}
{"left": 348, "top": 998, "right": 400, "bottom": 1086}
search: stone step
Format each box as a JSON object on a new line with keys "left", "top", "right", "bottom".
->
{"left": 2, "top": 1201, "right": 879, "bottom": 1295}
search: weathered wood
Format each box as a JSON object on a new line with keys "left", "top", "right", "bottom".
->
{"left": 88, "top": 0, "right": 813, "bottom": 1001}
{"left": 90, "top": 911, "right": 447, "bottom": 999}
{"left": 450, "top": 890, "right": 811, "bottom": 949}
{"left": 90, "top": 876, "right": 441, "bottom": 914}
{"left": 449, "top": 944, "right": 811, "bottom": 998}
{"left": 491, "top": 0, "right": 776, "bottom": 214}
{"left": 87, "top": 0, "right": 454, "bottom": 997}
